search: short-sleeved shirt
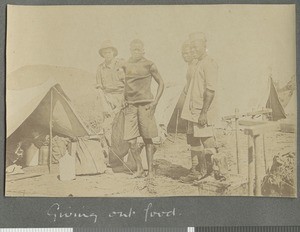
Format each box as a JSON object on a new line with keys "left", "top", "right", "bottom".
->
{"left": 181, "top": 53, "right": 218, "bottom": 125}
{"left": 184, "top": 60, "right": 198, "bottom": 93}
{"left": 123, "top": 57, "right": 155, "bottom": 104}
{"left": 96, "top": 58, "right": 125, "bottom": 94}
{"left": 190, "top": 54, "right": 218, "bottom": 109}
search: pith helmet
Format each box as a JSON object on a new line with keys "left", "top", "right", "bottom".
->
{"left": 99, "top": 40, "right": 118, "bottom": 57}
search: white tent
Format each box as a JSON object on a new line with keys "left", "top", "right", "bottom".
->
{"left": 156, "top": 76, "right": 287, "bottom": 134}
{"left": 285, "top": 91, "right": 297, "bottom": 116}
{"left": 6, "top": 78, "right": 90, "bottom": 139}
{"left": 6, "top": 79, "right": 109, "bottom": 175}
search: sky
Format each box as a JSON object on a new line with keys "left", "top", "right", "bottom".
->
{"left": 7, "top": 4, "right": 296, "bottom": 116}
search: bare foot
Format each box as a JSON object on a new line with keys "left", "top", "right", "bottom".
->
{"left": 146, "top": 171, "right": 155, "bottom": 180}
{"left": 146, "top": 172, "right": 157, "bottom": 187}
{"left": 132, "top": 170, "right": 146, "bottom": 179}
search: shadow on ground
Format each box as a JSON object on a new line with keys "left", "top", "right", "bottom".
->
{"left": 155, "top": 159, "right": 190, "bottom": 180}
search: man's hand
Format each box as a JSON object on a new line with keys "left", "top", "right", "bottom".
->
{"left": 145, "top": 102, "right": 157, "bottom": 116}
{"left": 198, "top": 112, "right": 207, "bottom": 126}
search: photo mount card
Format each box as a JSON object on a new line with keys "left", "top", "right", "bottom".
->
{"left": 0, "top": 0, "right": 300, "bottom": 228}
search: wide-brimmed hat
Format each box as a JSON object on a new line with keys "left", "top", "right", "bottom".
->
{"left": 99, "top": 40, "right": 118, "bottom": 57}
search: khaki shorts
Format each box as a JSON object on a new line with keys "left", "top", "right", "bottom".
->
{"left": 186, "top": 134, "right": 216, "bottom": 148}
{"left": 123, "top": 103, "right": 158, "bottom": 140}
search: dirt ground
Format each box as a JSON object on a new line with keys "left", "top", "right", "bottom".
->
{"left": 5, "top": 129, "right": 296, "bottom": 197}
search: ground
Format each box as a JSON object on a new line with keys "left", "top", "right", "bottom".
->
{"left": 5, "top": 129, "right": 296, "bottom": 197}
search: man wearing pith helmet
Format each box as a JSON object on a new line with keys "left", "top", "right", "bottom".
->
{"left": 96, "top": 40, "right": 125, "bottom": 116}
{"left": 181, "top": 32, "right": 219, "bottom": 182}
{"left": 122, "top": 39, "right": 164, "bottom": 179}
{"left": 95, "top": 40, "right": 125, "bottom": 143}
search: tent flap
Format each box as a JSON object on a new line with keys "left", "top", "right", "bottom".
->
{"left": 6, "top": 79, "right": 90, "bottom": 138}
{"left": 266, "top": 78, "right": 287, "bottom": 121}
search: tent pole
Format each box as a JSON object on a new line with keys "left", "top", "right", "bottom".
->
{"left": 235, "top": 108, "right": 240, "bottom": 174}
{"left": 262, "top": 107, "right": 267, "bottom": 172}
{"left": 175, "top": 109, "right": 180, "bottom": 142}
{"left": 48, "top": 88, "right": 53, "bottom": 174}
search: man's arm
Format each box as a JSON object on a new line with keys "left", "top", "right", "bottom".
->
{"left": 150, "top": 63, "right": 164, "bottom": 106}
{"left": 115, "top": 58, "right": 126, "bottom": 86}
{"left": 95, "top": 67, "right": 104, "bottom": 90}
{"left": 198, "top": 59, "right": 218, "bottom": 126}
{"left": 95, "top": 67, "right": 111, "bottom": 115}
{"left": 198, "top": 89, "right": 215, "bottom": 125}
{"left": 184, "top": 70, "right": 192, "bottom": 95}
{"left": 202, "top": 89, "right": 215, "bottom": 114}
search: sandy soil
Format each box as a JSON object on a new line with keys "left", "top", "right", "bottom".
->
{"left": 5, "top": 129, "right": 296, "bottom": 197}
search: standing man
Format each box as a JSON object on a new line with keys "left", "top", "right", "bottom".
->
{"left": 96, "top": 40, "right": 125, "bottom": 115}
{"left": 96, "top": 40, "right": 138, "bottom": 172}
{"left": 122, "top": 39, "right": 164, "bottom": 179}
{"left": 95, "top": 40, "right": 125, "bottom": 143}
{"left": 181, "top": 32, "right": 218, "bottom": 183}
{"left": 179, "top": 40, "right": 199, "bottom": 182}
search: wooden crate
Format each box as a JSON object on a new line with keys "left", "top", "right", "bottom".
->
{"left": 198, "top": 174, "right": 248, "bottom": 196}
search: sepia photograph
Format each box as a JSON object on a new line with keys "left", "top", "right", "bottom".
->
{"left": 5, "top": 4, "right": 296, "bottom": 197}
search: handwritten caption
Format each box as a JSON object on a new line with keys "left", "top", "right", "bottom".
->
{"left": 47, "top": 202, "right": 181, "bottom": 224}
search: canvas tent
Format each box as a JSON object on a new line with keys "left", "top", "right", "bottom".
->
{"left": 166, "top": 90, "right": 187, "bottom": 133}
{"left": 265, "top": 77, "right": 287, "bottom": 121}
{"left": 284, "top": 91, "right": 297, "bottom": 116}
{"left": 159, "top": 77, "right": 287, "bottom": 135}
{"left": 6, "top": 79, "right": 107, "bottom": 174}
{"left": 277, "top": 75, "right": 297, "bottom": 117}
{"left": 6, "top": 78, "right": 90, "bottom": 139}
{"left": 153, "top": 81, "right": 187, "bottom": 135}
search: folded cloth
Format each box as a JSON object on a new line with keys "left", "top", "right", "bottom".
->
{"left": 6, "top": 164, "right": 24, "bottom": 175}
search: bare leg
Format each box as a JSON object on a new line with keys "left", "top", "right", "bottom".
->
{"left": 179, "top": 136, "right": 202, "bottom": 183}
{"left": 145, "top": 143, "right": 154, "bottom": 178}
{"left": 180, "top": 148, "right": 204, "bottom": 183}
{"left": 197, "top": 150, "right": 208, "bottom": 178}
{"left": 126, "top": 150, "right": 138, "bottom": 171}
{"left": 128, "top": 138, "right": 145, "bottom": 177}
{"left": 200, "top": 137, "right": 218, "bottom": 179}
